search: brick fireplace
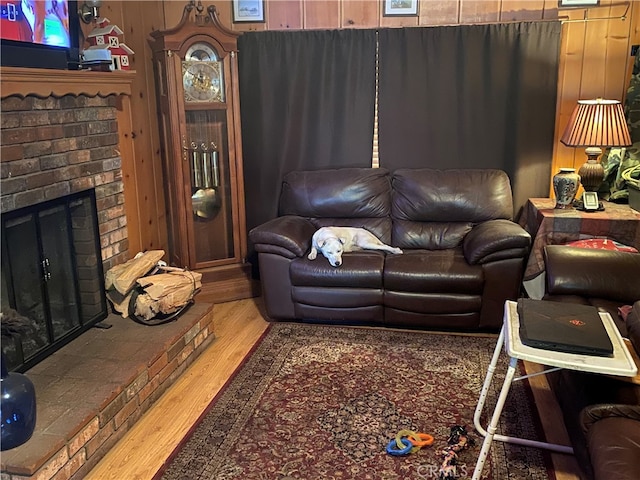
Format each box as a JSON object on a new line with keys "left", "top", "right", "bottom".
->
{"left": 1, "top": 93, "right": 129, "bottom": 273}
{"left": 0, "top": 70, "right": 216, "bottom": 480}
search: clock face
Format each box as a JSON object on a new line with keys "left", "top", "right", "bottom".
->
{"left": 185, "top": 43, "right": 218, "bottom": 62}
{"left": 182, "top": 61, "right": 224, "bottom": 103}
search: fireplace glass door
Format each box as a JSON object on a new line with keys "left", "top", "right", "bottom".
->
{"left": 1, "top": 189, "right": 107, "bottom": 372}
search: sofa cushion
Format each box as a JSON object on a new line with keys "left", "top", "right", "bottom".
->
{"left": 384, "top": 249, "right": 483, "bottom": 293}
{"left": 292, "top": 287, "right": 383, "bottom": 309}
{"left": 392, "top": 220, "right": 472, "bottom": 250}
{"left": 391, "top": 169, "right": 513, "bottom": 249}
{"left": 391, "top": 168, "right": 513, "bottom": 217}
{"left": 290, "top": 251, "right": 384, "bottom": 288}
{"left": 280, "top": 168, "right": 391, "bottom": 218}
{"left": 384, "top": 292, "right": 482, "bottom": 315}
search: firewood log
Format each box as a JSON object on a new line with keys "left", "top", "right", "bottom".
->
{"left": 105, "top": 250, "right": 165, "bottom": 295}
{"left": 106, "top": 289, "right": 134, "bottom": 318}
{"left": 132, "top": 270, "right": 202, "bottom": 320}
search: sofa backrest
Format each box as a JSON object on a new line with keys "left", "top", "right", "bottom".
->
{"left": 278, "top": 167, "right": 515, "bottom": 249}
{"left": 391, "top": 169, "right": 514, "bottom": 249}
{"left": 279, "top": 168, "right": 393, "bottom": 243}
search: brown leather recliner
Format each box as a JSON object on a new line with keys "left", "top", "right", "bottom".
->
{"left": 249, "top": 167, "right": 531, "bottom": 331}
{"left": 543, "top": 245, "right": 640, "bottom": 480}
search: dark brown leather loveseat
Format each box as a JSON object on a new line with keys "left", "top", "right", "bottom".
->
{"left": 543, "top": 245, "right": 640, "bottom": 480}
{"left": 249, "top": 167, "right": 531, "bottom": 331}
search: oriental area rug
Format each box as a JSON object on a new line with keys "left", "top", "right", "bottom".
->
{"left": 156, "top": 323, "right": 555, "bottom": 480}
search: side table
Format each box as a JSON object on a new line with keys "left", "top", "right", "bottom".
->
{"left": 518, "top": 198, "right": 640, "bottom": 299}
{"left": 471, "top": 300, "right": 637, "bottom": 480}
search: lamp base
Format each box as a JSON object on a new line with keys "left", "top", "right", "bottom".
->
{"left": 578, "top": 147, "right": 604, "bottom": 192}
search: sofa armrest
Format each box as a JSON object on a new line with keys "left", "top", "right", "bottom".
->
{"left": 544, "top": 246, "right": 640, "bottom": 304}
{"left": 581, "top": 403, "right": 640, "bottom": 435}
{"left": 463, "top": 219, "right": 531, "bottom": 265}
{"left": 249, "top": 215, "right": 316, "bottom": 259}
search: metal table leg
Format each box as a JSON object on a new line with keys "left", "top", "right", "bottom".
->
{"left": 472, "top": 329, "right": 574, "bottom": 479}
{"left": 472, "top": 356, "right": 519, "bottom": 480}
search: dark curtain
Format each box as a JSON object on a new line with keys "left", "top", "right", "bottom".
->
{"left": 238, "top": 29, "right": 377, "bottom": 236}
{"left": 378, "top": 22, "right": 561, "bottom": 214}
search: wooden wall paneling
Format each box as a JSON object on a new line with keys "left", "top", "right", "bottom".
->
{"left": 419, "top": 0, "right": 460, "bottom": 26}
{"left": 542, "top": 0, "right": 561, "bottom": 19}
{"left": 95, "top": 1, "right": 167, "bottom": 256}
{"left": 267, "top": 0, "right": 303, "bottom": 30}
{"left": 573, "top": 2, "right": 616, "bottom": 180}
{"left": 623, "top": 0, "right": 640, "bottom": 101}
{"left": 342, "top": 0, "right": 379, "bottom": 28}
{"left": 101, "top": 0, "right": 125, "bottom": 25}
{"left": 603, "top": 10, "right": 633, "bottom": 100}
{"left": 124, "top": 1, "right": 169, "bottom": 253}
{"left": 304, "top": 0, "right": 341, "bottom": 30}
{"left": 215, "top": 0, "right": 234, "bottom": 27}
{"left": 499, "top": 0, "right": 545, "bottom": 22}
{"left": 458, "top": 0, "right": 500, "bottom": 24}
{"left": 162, "top": 0, "right": 188, "bottom": 28}
{"left": 551, "top": 9, "right": 589, "bottom": 176}
{"left": 579, "top": 2, "right": 613, "bottom": 99}
{"left": 115, "top": 94, "right": 141, "bottom": 254}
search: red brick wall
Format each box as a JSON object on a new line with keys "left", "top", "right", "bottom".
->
{"left": 0, "top": 94, "right": 129, "bottom": 272}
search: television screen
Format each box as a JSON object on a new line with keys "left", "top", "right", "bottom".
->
{"left": 0, "top": 1, "right": 80, "bottom": 69}
{"left": 0, "top": 1, "right": 71, "bottom": 47}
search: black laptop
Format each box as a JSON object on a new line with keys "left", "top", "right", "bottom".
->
{"left": 517, "top": 299, "right": 614, "bottom": 357}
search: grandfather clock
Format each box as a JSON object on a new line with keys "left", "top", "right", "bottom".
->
{"left": 149, "top": 1, "right": 256, "bottom": 302}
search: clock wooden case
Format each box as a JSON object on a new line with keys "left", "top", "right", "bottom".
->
{"left": 149, "top": 2, "right": 256, "bottom": 302}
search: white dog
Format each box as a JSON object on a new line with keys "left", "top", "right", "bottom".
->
{"left": 308, "top": 226, "right": 403, "bottom": 267}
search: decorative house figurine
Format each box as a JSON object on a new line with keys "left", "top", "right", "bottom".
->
{"left": 85, "top": 18, "right": 134, "bottom": 70}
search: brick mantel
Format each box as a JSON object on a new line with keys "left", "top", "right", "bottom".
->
{"left": 0, "top": 67, "right": 133, "bottom": 99}
{"left": 1, "top": 68, "right": 138, "bottom": 271}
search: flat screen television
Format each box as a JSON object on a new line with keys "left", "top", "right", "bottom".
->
{"left": 1, "top": 0, "right": 81, "bottom": 70}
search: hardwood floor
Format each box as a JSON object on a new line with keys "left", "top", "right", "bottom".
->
{"left": 85, "top": 297, "right": 270, "bottom": 480}
{"left": 86, "top": 297, "right": 581, "bottom": 479}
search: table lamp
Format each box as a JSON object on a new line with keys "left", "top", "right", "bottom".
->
{"left": 560, "top": 99, "right": 632, "bottom": 206}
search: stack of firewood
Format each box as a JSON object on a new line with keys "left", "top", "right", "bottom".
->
{"left": 105, "top": 250, "right": 202, "bottom": 322}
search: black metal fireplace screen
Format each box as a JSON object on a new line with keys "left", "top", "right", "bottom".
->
{"left": 1, "top": 189, "right": 108, "bottom": 372}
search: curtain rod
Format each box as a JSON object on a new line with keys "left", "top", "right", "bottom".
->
{"left": 368, "top": 2, "right": 629, "bottom": 29}
{"left": 560, "top": 1, "right": 629, "bottom": 23}
{"left": 405, "top": 2, "right": 629, "bottom": 29}
{"left": 438, "top": 1, "right": 630, "bottom": 26}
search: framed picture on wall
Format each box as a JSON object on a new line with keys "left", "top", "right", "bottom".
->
{"left": 558, "top": 0, "right": 599, "bottom": 7}
{"left": 232, "top": 0, "right": 265, "bottom": 23}
{"left": 383, "top": 0, "right": 419, "bottom": 17}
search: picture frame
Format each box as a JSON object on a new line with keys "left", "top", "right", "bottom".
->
{"left": 582, "top": 191, "right": 600, "bottom": 210}
{"left": 558, "top": 0, "right": 599, "bottom": 8}
{"left": 232, "top": 0, "right": 265, "bottom": 23}
{"left": 383, "top": 0, "right": 419, "bottom": 17}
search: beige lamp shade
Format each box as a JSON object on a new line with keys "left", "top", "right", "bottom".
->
{"left": 560, "top": 99, "right": 632, "bottom": 192}
{"left": 561, "top": 99, "right": 631, "bottom": 147}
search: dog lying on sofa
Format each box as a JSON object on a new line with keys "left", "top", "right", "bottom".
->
{"left": 249, "top": 167, "right": 531, "bottom": 331}
{"left": 308, "top": 226, "right": 403, "bottom": 267}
